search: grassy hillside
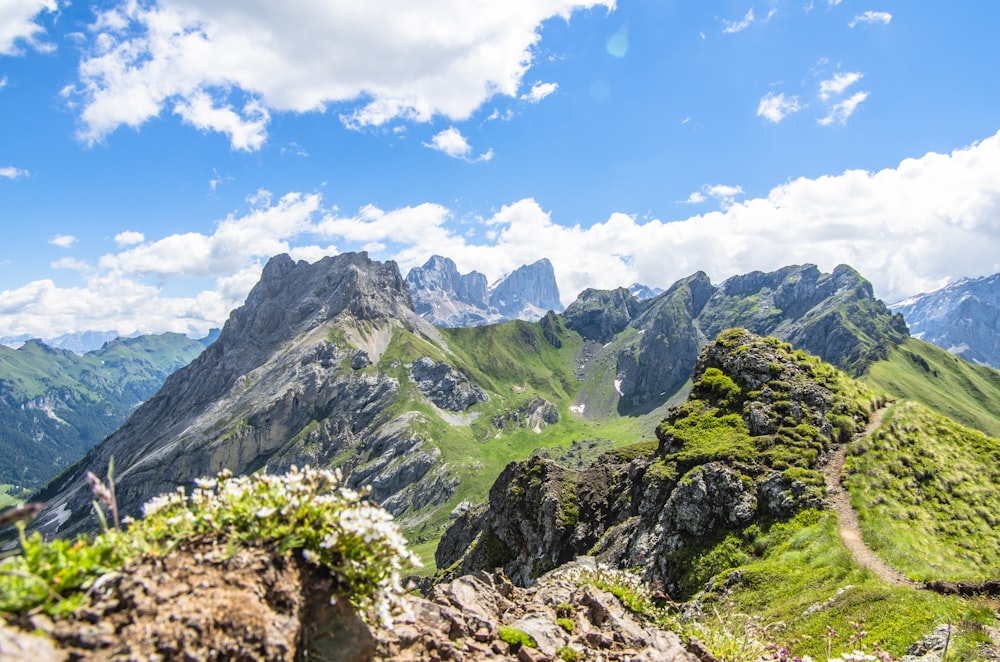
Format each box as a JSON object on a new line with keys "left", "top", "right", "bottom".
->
{"left": 685, "top": 510, "right": 994, "bottom": 660}
{"left": 0, "top": 334, "right": 208, "bottom": 489}
{"left": 865, "top": 337, "right": 1000, "bottom": 438}
{"left": 372, "top": 321, "right": 656, "bottom": 569}
{"left": 846, "top": 401, "right": 1000, "bottom": 582}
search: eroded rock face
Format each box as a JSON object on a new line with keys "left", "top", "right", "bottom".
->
{"left": 409, "top": 357, "right": 488, "bottom": 412}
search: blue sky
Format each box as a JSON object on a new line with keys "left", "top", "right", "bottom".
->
{"left": 2, "top": 0, "right": 1000, "bottom": 339}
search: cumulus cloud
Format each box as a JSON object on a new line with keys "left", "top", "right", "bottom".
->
{"left": 63, "top": 0, "right": 614, "bottom": 149}
{"left": 50, "top": 234, "right": 77, "bottom": 248}
{"left": 0, "top": 166, "right": 29, "bottom": 179}
{"left": 0, "top": 0, "right": 56, "bottom": 55}
{"left": 850, "top": 11, "right": 892, "bottom": 27}
{"left": 7, "top": 131, "right": 1000, "bottom": 338}
{"left": 723, "top": 9, "right": 755, "bottom": 33}
{"left": 522, "top": 82, "right": 558, "bottom": 103}
{"left": 114, "top": 231, "right": 145, "bottom": 246}
{"left": 424, "top": 127, "right": 494, "bottom": 162}
{"left": 757, "top": 92, "right": 802, "bottom": 123}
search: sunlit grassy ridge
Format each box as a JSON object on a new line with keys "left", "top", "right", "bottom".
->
{"left": 865, "top": 338, "right": 1000, "bottom": 438}
{"left": 663, "top": 511, "right": 994, "bottom": 660}
{"left": 846, "top": 401, "right": 1000, "bottom": 583}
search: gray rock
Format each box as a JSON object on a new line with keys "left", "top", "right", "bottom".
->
{"left": 409, "top": 357, "right": 488, "bottom": 411}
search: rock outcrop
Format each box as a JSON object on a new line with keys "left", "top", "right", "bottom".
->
{"left": 409, "top": 357, "right": 488, "bottom": 411}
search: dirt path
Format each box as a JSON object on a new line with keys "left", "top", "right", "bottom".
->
{"left": 822, "top": 405, "right": 922, "bottom": 589}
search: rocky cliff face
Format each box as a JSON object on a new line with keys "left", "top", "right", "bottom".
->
{"left": 30, "top": 253, "right": 462, "bottom": 539}
{"left": 437, "top": 329, "right": 877, "bottom": 596}
{"left": 891, "top": 272, "right": 1000, "bottom": 369}
{"left": 406, "top": 256, "right": 563, "bottom": 327}
{"left": 406, "top": 256, "right": 494, "bottom": 327}
{"left": 488, "top": 258, "right": 563, "bottom": 321}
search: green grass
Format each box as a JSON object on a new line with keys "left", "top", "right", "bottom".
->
{"left": 689, "top": 511, "right": 994, "bottom": 660}
{"left": 865, "top": 337, "right": 1000, "bottom": 438}
{"left": 845, "top": 401, "right": 1000, "bottom": 582}
{"left": 0, "top": 484, "right": 25, "bottom": 509}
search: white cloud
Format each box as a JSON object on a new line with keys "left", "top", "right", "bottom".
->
{"left": 819, "top": 71, "right": 863, "bottom": 101}
{"left": 114, "top": 231, "right": 145, "bottom": 246}
{"left": 757, "top": 92, "right": 802, "bottom": 123}
{"left": 818, "top": 90, "right": 869, "bottom": 126}
{"left": 64, "top": 0, "right": 614, "bottom": 150}
{"left": 0, "top": 76, "right": 7, "bottom": 91}
{"left": 703, "top": 184, "right": 745, "bottom": 208}
{"left": 0, "top": 0, "right": 56, "bottom": 55}
{"left": 7, "top": 132, "right": 1000, "bottom": 339}
{"left": 849, "top": 11, "right": 892, "bottom": 27}
{"left": 681, "top": 191, "right": 706, "bottom": 204}
{"left": 723, "top": 9, "right": 755, "bottom": 33}
{"left": 424, "top": 127, "right": 494, "bottom": 162}
{"left": 522, "top": 82, "right": 558, "bottom": 103}
{"left": 0, "top": 166, "right": 29, "bottom": 180}
{"left": 50, "top": 234, "right": 77, "bottom": 248}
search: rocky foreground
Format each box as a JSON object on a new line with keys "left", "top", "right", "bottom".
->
{"left": 0, "top": 543, "right": 703, "bottom": 662}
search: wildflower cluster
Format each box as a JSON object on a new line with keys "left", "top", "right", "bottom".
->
{"left": 139, "top": 465, "right": 420, "bottom": 626}
{"left": 1, "top": 466, "right": 420, "bottom": 627}
{"left": 556, "top": 562, "right": 664, "bottom": 619}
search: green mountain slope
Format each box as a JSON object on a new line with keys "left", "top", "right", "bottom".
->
{"left": 0, "top": 334, "right": 209, "bottom": 491}
{"left": 864, "top": 337, "right": 1000, "bottom": 438}
{"left": 437, "top": 328, "right": 1000, "bottom": 659}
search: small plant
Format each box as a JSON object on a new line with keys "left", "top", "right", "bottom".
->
{"left": 498, "top": 625, "right": 537, "bottom": 651}
{"left": 557, "top": 645, "right": 582, "bottom": 661}
{"left": 556, "top": 616, "right": 575, "bottom": 633}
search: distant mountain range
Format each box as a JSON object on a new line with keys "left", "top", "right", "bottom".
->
{"left": 27, "top": 253, "right": 913, "bottom": 543}
{"left": 0, "top": 333, "right": 213, "bottom": 493}
{"left": 891, "top": 272, "right": 1000, "bottom": 369}
{"left": 405, "top": 255, "right": 563, "bottom": 326}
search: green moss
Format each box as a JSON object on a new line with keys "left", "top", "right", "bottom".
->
{"left": 556, "top": 617, "right": 575, "bottom": 633}
{"left": 498, "top": 626, "right": 537, "bottom": 650}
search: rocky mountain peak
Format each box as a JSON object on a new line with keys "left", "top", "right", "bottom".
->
{"left": 226, "top": 252, "right": 413, "bottom": 348}
{"left": 29, "top": 252, "right": 437, "bottom": 539}
{"left": 489, "top": 258, "right": 562, "bottom": 320}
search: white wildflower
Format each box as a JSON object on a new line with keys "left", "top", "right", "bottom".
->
{"left": 255, "top": 506, "right": 277, "bottom": 518}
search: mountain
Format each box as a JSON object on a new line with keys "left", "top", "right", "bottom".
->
{"left": 487, "top": 258, "right": 562, "bottom": 321}
{"left": 405, "top": 256, "right": 562, "bottom": 327}
{"left": 628, "top": 283, "right": 663, "bottom": 300}
{"left": 27, "top": 255, "right": 911, "bottom": 552}
{"left": 1, "top": 330, "right": 120, "bottom": 353}
{"left": 890, "top": 272, "right": 1000, "bottom": 369}
{"left": 0, "top": 333, "right": 210, "bottom": 493}
{"left": 565, "top": 263, "right": 909, "bottom": 417}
